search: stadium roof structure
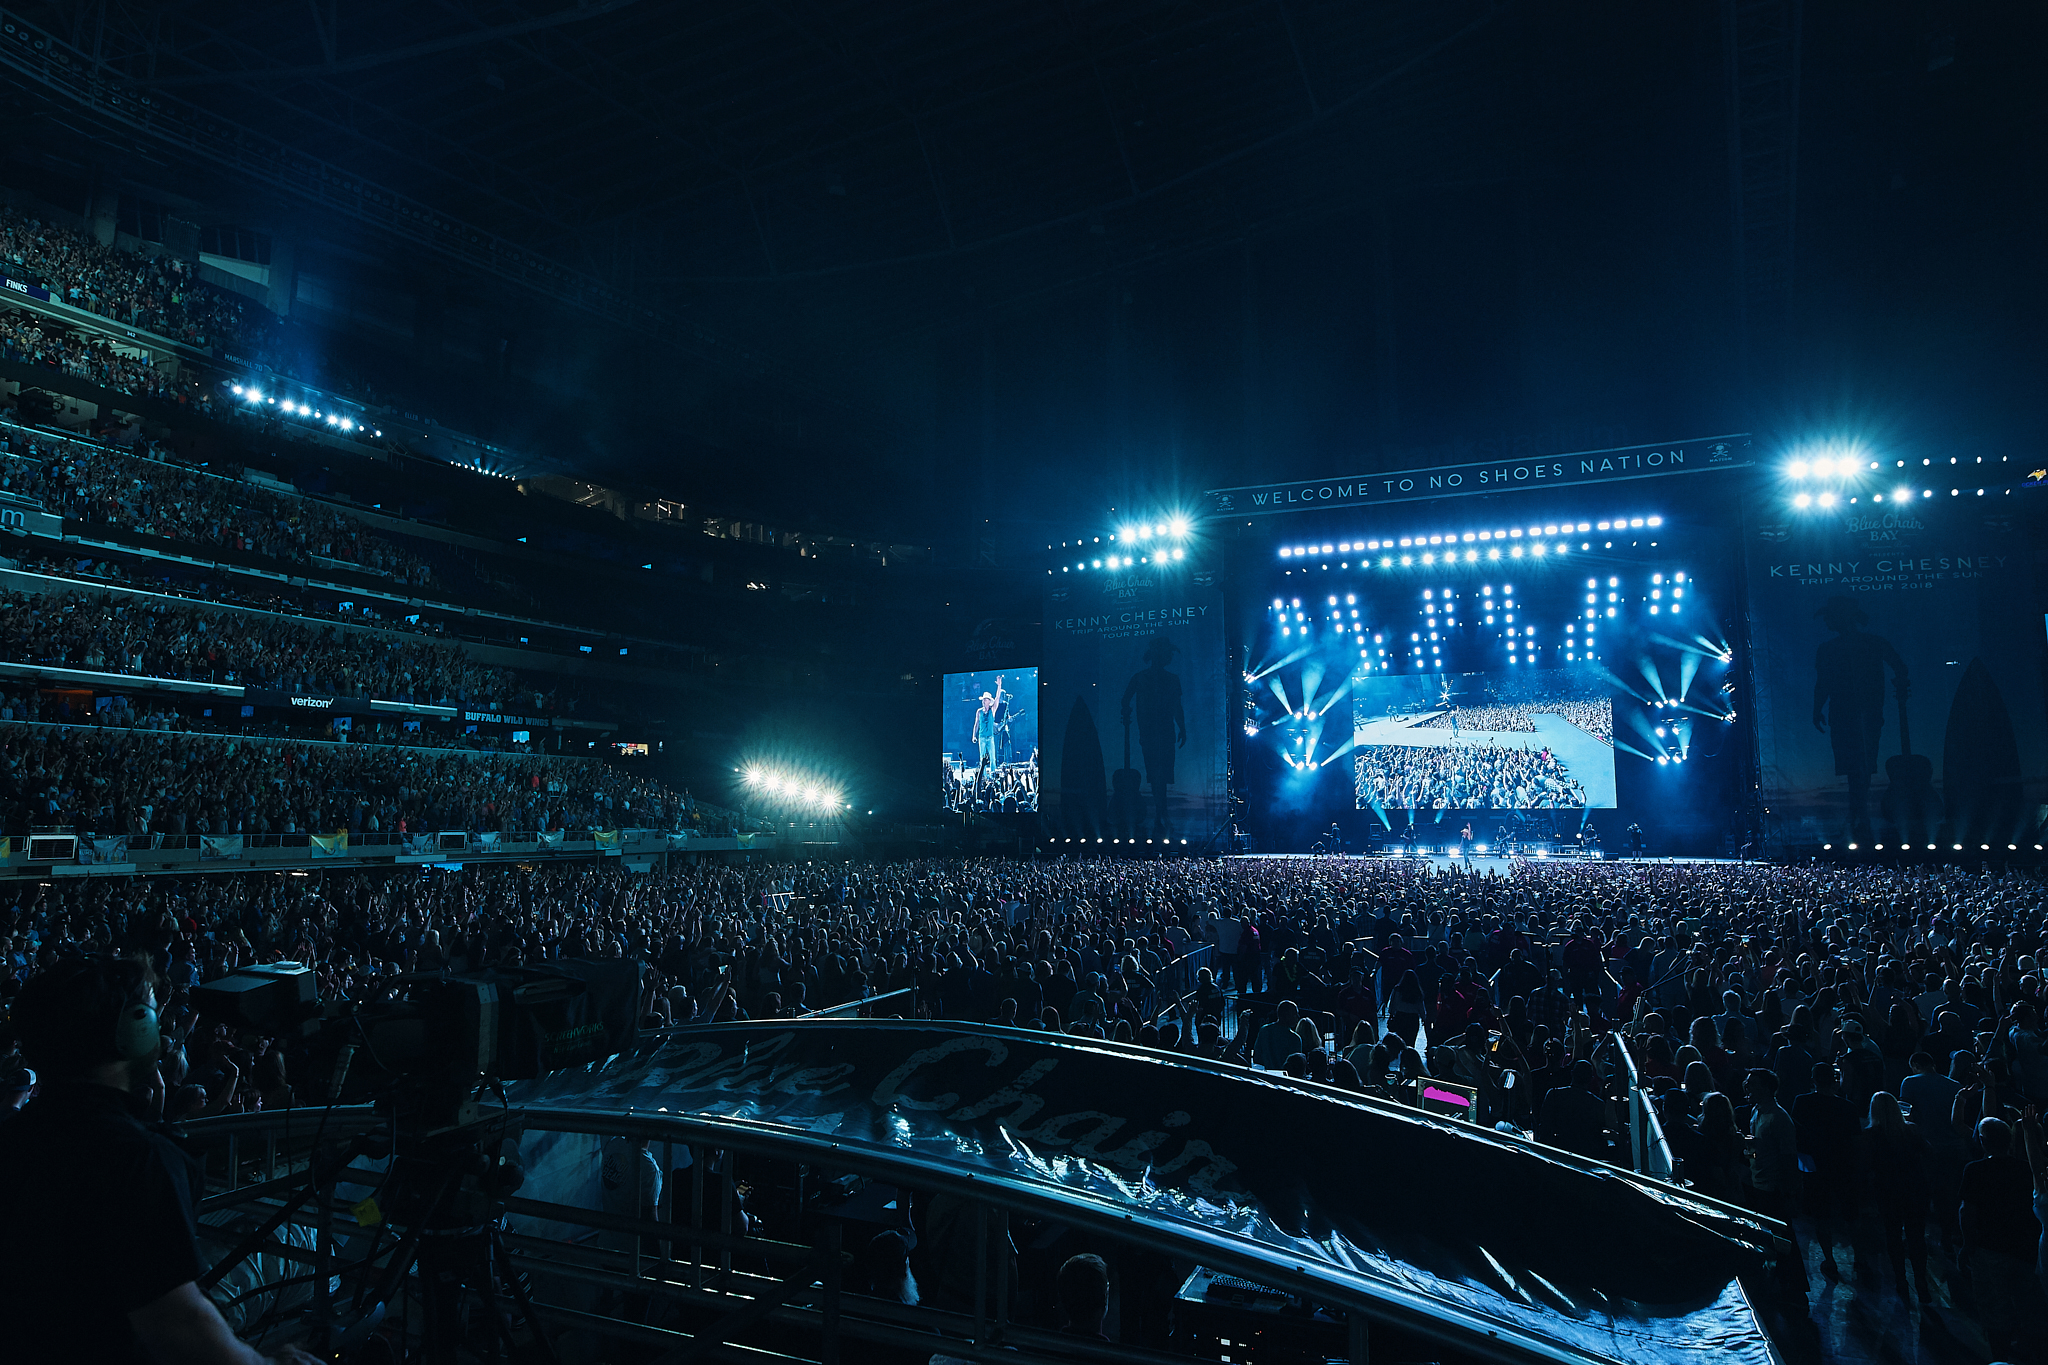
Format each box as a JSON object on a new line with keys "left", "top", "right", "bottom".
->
{"left": 0, "top": 0, "right": 1516, "bottom": 344}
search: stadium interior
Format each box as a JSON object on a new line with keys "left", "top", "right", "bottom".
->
{"left": 0, "top": 5, "right": 2044, "bottom": 1365}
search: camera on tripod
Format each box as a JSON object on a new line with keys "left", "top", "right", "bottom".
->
{"left": 191, "top": 959, "right": 645, "bottom": 1360}
{"left": 194, "top": 958, "right": 642, "bottom": 1132}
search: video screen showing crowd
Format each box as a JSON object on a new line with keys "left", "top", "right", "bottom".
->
{"left": 1353, "top": 665, "right": 1615, "bottom": 812}
{"left": 942, "top": 668, "right": 1039, "bottom": 813}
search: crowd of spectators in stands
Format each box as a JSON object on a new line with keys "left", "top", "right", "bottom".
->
{"left": 0, "top": 310, "right": 187, "bottom": 401}
{"left": 1355, "top": 739, "right": 1590, "bottom": 808}
{"left": 0, "top": 204, "right": 262, "bottom": 352}
{"left": 0, "top": 586, "right": 558, "bottom": 712}
{"left": 0, "top": 427, "right": 433, "bottom": 585}
{"left": 0, "top": 852, "right": 2044, "bottom": 1349}
{"left": 0, "top": 723, "right": 691, "bottom": 838}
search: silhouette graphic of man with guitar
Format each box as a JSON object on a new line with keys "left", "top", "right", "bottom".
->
{"left": 1120, "top": 635, "right": 1187, "bottom": 839}
{"left": 1811, "top": 596, "right": 1912, "bottom": 843}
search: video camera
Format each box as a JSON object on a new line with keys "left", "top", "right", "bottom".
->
{"left": 193, "top": 958, "right": 643, "bottom": 1132}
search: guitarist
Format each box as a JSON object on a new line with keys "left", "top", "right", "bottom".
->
{"left": 1810, "top": 596, "right": 1910, "bottom": 843}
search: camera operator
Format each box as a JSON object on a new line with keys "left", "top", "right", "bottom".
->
{"left": 0, "top": 957, "right": 319, "bottom": 1365}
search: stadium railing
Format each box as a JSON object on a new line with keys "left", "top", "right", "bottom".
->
{"left": 1611, "top": 1030, "right": 1675, "bottom": 1181}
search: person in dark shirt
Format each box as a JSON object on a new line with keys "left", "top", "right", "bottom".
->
{"left": 1791, "top": 1061, "right": 1859, "bottom": 1279}
{"left": 1959, "top": 1117, "right": 2046, "bottom": 1356}
{"left": 1535, "top": 1059, "right": 1609, "bottom": 1161}
{"left": 0, "top": 957, "right": 319, "bottom": 1365}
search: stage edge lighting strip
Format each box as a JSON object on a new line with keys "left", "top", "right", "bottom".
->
{"left": 1277, "top": 517, "right": 1662, "bottom": 560}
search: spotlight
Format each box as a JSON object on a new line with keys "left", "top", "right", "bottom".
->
{"left": 1816, "top": 491, "right": 1837, "bottom": 507}
{"left": 1789, "top": 460, "right": 1810, "bottom": 478}
{"left": 1168, "top": 516, "right": 1191, "bottom": 537}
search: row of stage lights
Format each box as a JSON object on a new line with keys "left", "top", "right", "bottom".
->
{"left": 1055, "top": 513, "right": 1193, "bottom": 571}
{"left": 1785, "top": 452, "right": 2018, "bottom": 508}
{"left": 1278, "top": 517, "right": 1662, "bottom": 562}
{"left": 739, "top": 765, "right": 850, "bottom": 810}
{"left": 1826, "top": 842, "right": 2043, "bottom": 852}
{"left": 1265, "top": 571, "right": 1693, "bottom": 670}
{"left": 227, "top": 382, "right": 380, "bottom": 436}
{"left": 1050, "top": 837, "right": 1192, "bottom": 845}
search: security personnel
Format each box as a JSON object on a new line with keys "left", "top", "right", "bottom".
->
{"left": 0, "top": 957, "right": 319, "bottom": 1365}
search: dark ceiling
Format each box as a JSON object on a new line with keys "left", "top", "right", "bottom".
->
{"left": 1, "top": 1, "right": 2041, "bottom": 549}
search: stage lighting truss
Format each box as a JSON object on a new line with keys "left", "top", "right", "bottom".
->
{"left": 738, "top": 765, "right": 851, "bottom": 811}
{"left": 1056, "top": 514, "right": 1198, "bottom": 572}
{"left": 1786, "top": 451, "right": 2016, "bottom": 509}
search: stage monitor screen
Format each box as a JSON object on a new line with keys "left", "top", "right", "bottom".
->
{"left": 942, "top": 667, "right": 1038, "bottom": 813}
{"left": 1351, "top": 665, "right": 1616, "bottom": 811}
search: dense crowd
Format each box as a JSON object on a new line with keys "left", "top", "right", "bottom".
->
{"left": 942, "top": 757, "right": 1038, "bottom": 814}
{"left": 0, "top": 723, "right": 689, "bottom": 837}
{"left": 0, "top": 853, "right": 2044, "bottom": 1351}
{"left": 0, "top": 427, "right": 433, "bottom": 585}
{"left": 1542, "top": 697, "right": 1613, "bottom": 743}
{"left": 1420, "top": 703, "right": 1536, "bottom": 732}
{"left": 0, "top": 311, "right": 187, "bottom": 402}
{"left": 1355, "top": 739, "right": 1590, "bottom": 809}
{"left": 0, "top": 204, "right": 264, "bottom": 352}
{"left": 0, "top": 587, "right": 556, "bottom": 711}
{"left": 1416, "top": 697, "right": 1614, "bottom": 745}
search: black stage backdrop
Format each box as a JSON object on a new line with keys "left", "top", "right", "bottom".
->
{"left": 1042, "top": 567, "right": 1225, "bottom": 844}
{"left": 1746, "top": 493, "right": 2047, "bottom": 848}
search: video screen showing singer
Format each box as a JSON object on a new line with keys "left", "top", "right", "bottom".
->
{"left": 942, "top": 667, "right": 1039, "bottom": 813}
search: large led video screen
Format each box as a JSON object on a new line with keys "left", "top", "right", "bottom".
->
{"left": 1351, "top": 665, "right": 1616, "bottom": 810}
{"left": 942, "top": 667, "right": 1039, "bottom": 813}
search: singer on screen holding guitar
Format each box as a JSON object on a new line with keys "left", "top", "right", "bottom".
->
{"left": 1811, "top": 596, "right": 1911, "bottom": 843}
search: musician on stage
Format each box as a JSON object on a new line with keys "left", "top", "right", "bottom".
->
{"left": 972, "top": 677, "right": 1008, "bottom": 801}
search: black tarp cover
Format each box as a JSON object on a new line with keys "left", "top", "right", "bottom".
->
{"left": 508, "top": 1021, "right": 1781, "bottom": 1365}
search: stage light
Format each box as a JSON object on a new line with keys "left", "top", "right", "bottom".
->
{"left": 1123, "top": 556, "right": 1134, "bottom": 566}
{"left": 1155, "top": 522, "right": 1170, "bottom": 536}
{"left": 1138, "top": 525, "right": 1153, "bottom": 539}
{"left": 1790, "top": 460, "right": 1812, "bottom": 478}
{"left": 1817, "top": 492, "right": 1837, "bottom": 507}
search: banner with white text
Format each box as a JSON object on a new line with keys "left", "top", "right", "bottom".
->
{"left": 1206, "top": 434, "right": 1752, "bottom": 518}
{"left": 1041, "top": 570, "right": 1225, "bottom": 846}
{"left": 1745, "top": 494, "right": 2047, "bottom": 848}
